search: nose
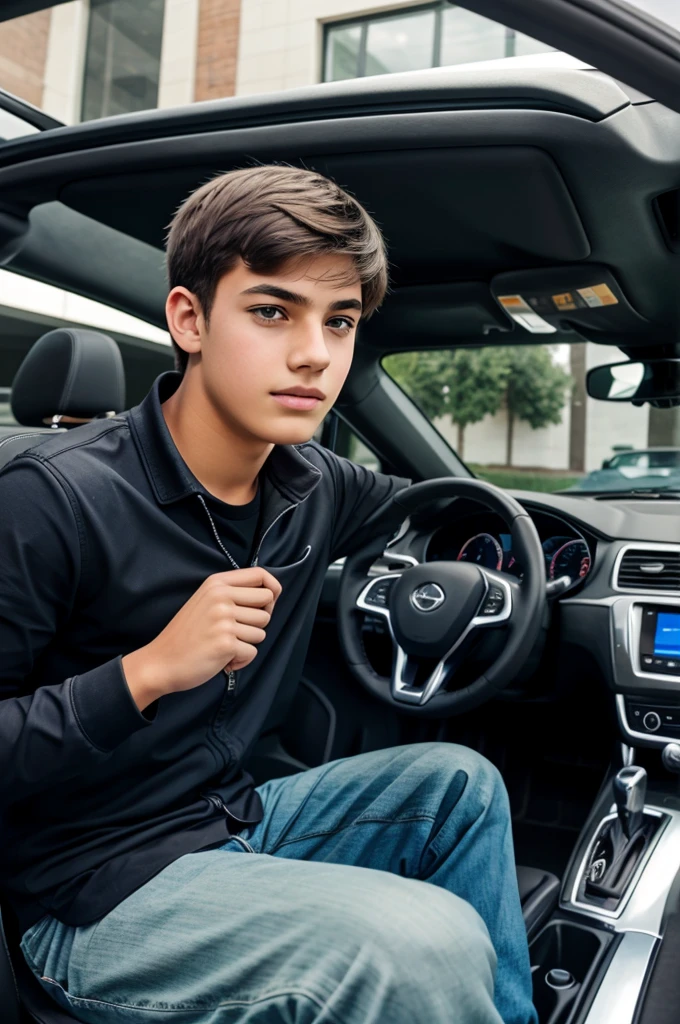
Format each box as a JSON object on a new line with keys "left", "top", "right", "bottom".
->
{"left": 288, "top": 320, "right": 331, "bottom": 373}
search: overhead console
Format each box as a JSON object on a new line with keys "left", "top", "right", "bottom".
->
{"left": 490, "top": 263, "right": 654, "bottom": 340}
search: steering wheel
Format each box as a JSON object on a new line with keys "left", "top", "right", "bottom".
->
{"left": 337, "top": 478, "right": 547, "bottom": 716}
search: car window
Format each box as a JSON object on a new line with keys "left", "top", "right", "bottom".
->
{"left": 314, "top": 414, "right": 382, "bottom": 473}
{"left": 323, "top": 1, "right": 554, "bottom": 83}
{"left": 382, "top": 341, "right": 680, "bottom": 495}
{"left": 611, "top": 452, "right": 648, "bottom": 470}
{"left": 0, "top": 107, "right": 40, "bottom": 143}
{"left": 0, "top": 270, "right": 171, "bottom": 419}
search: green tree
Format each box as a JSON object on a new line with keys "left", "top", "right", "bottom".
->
{"left": 503, "top": 346, "right": 572, "bottom": 466}
{"left": 384, "top": 348, "right": 509, "bottom": 458}
{"left": 383, "top": 350, "right": 453, "bottom": 420}
{"left": 444, "top": 348, "right": 511, "bottom": 458}
{"left": 383, "top": 345, "right": 571, "bottom": 465}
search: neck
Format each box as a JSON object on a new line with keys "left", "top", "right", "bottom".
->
{"left": 162, "top": 371, "right": 274, "bottom": 505}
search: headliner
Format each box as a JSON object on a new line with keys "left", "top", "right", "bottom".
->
{"left": 1, "top": 63, "right": 679, "bottom": 355}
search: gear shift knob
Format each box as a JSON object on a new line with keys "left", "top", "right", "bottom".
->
{"left": 613, "top": 765, "right": 647, "bottom": 840}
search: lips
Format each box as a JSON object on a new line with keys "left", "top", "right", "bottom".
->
{"left": 270, "top": 387, "right": 326, "bottom": 411}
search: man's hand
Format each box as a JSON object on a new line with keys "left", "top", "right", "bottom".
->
{"left": 122, "top": 568, "right": 282, "bottom": 711}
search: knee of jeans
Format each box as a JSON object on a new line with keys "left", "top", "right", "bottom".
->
{"left": 344, "top": 874, "right": 496, "bottom": 984}
{"left": 421, "top": 742, "right": 506, "bottom": 803}
{"left": 317, "top": 878, "right": 500, "bottom": 1021}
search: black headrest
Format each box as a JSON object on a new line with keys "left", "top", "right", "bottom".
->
{"left": 11, "top": 328, "right": 125, "bottom": 428}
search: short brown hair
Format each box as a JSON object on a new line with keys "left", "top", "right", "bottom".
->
{"left": 165, "top": 164, "right": 388, "bottom": 373}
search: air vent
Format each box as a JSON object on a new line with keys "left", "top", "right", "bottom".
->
{"left": 616, "top": 549, "right": 680, "bottom": 591}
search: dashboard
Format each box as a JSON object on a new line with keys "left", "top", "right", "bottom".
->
{"left": 325, "top": 489, "right": 680, "bottom": 738}
{"left": 425, "top": 508, "right": 593, "bottom": 591}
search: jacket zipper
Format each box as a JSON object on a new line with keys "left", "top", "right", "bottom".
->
{"left": 220, "top": 502, "right": 300, "bottom": 700}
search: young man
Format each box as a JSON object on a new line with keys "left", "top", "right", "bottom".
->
{"left": 0, "top": 166, "right": 536, "bottom": 1024}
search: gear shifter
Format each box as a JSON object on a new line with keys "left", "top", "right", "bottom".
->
{"left": 613, "top": 765, "right": 647, "bottom": 840}
{"left": 579, "top": 764, "right": 658, "bottom": 910}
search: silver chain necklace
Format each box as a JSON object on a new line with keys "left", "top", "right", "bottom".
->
{"left": 197, "top": 494, "right": 241, "bottom": 570}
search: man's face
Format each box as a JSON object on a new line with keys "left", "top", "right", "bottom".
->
{"left": 171, "top": 254, "right": 362, "bottom": 447}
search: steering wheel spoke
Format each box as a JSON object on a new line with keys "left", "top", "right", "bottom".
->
{"left": 356, "top": 573, "right": 402, "bottom": 619}
{"left": 473, "top": 569, "right": 515, "bottom": 628}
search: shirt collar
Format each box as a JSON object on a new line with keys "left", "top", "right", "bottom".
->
{"left": 128, "top": 372, "right": 323, "bottom": 507}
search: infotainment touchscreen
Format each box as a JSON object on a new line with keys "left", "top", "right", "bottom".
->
{"left": 639, "top": 606, "right": 680, "bottom": 674}
{"left": 655, "top": 612, "right": 680, "bottom": 659}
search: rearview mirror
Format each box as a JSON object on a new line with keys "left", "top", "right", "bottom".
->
{"left": 587, "top": 358, "right": 680, "bottom": 404}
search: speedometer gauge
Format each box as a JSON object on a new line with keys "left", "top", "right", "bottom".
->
{"left": 549, "top": 539, "right": 591, "bottom": 582}
{"left": 457, "top": 533, "right": 503, "bottom": 571}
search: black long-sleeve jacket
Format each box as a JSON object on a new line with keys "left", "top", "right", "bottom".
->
{"left": 0, "top": 372, "right": 410, "bottom": 934}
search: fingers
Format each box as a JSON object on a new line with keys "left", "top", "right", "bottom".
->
{"left": 211, "top": 567, "right": 282, "bottom": 602}
{"left": 228, "top": 586, "right": 277, "bottom": 608}
{"left": 225, "top": 640, "right": 259, "bottom": 672}
{"left": 234, "top": 623, "right": 267, "bottom": 646}
{"left": 233, "top": 605, "right": 271, "bottom": 628}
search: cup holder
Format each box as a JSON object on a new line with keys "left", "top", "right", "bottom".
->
{"left": 530, "top": 920, "right": 611, "bottom": 1024}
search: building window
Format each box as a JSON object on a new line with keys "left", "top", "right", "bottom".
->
{"left": 323, "top": 2, "right": 551, "bottom": 82}
{"left": 81, "top": 0, "right": 165, "bottom": 121}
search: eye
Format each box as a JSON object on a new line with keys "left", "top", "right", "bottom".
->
{"left": 327, "top": 316, "right": 355, "bottom": 332}
{"left": 251, "top": 305, "right": 286, "bottom": 321}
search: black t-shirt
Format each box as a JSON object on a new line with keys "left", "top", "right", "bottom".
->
{"left": 205, "top": 479, "right": 262, "bottom": 569}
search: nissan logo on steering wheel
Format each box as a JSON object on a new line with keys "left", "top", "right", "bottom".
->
{"left": 410, "top": 582, "right": 445, "bottom": 613}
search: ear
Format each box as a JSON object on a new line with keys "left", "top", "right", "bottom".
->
{"left": 165, "top": 287, "right": 203, "bottom": 358}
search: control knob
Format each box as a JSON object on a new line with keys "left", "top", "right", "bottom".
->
{"left": 643, "top": 711, "right": 661, "bottom": 733}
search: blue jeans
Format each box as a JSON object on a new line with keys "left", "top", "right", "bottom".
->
{"left": 21, "top": 742, "right": 537, "bottom": 1024}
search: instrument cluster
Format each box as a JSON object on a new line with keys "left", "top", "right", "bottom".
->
{"left": 426, "top": 509, "right": 593, "bottom": 589}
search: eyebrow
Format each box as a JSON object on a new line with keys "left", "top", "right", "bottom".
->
{"left": 241, "top": 285, "right": 362, "bottom": 314}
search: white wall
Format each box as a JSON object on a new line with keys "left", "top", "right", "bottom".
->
{"left": 41, "top": 0, "right": 88, "bottom": 124}
{"left": 434, "top": 343, "right": 651, "bottom": 472}
{"left": 157, "top": 0, "right": 200, "bottom": 108}
{"left": 236, "top": 0, "right": 432, "bottom": 95}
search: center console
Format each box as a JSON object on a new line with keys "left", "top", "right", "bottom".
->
{"left": 609, "top": 596, "right": 680, "bottom": 748}
{"left": 527, "top": 756, "right": 680, "bottom": 1024}
{"left": 526, "top": 547, "right": 680, "bottom": 1021}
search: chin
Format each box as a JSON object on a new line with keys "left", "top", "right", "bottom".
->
{"left": 259, "top": 420, "right": 322, "bottom": 447}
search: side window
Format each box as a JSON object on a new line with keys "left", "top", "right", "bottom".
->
{"left": 314, "top": 413, "right": 383, "bottom": 472}
{"left": 341, "top": 428, "right": 381, "bottom": 472}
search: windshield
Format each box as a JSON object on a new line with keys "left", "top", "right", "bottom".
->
{"left": 382, "top": 341, "right": 680, "bottom": 495}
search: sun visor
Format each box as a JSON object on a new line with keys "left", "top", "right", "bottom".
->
{"left": 490, "top": 266, "right": 651, "bottom": 338}
{"left": 365, "top": 283, "right": 514, "bottom": 349}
